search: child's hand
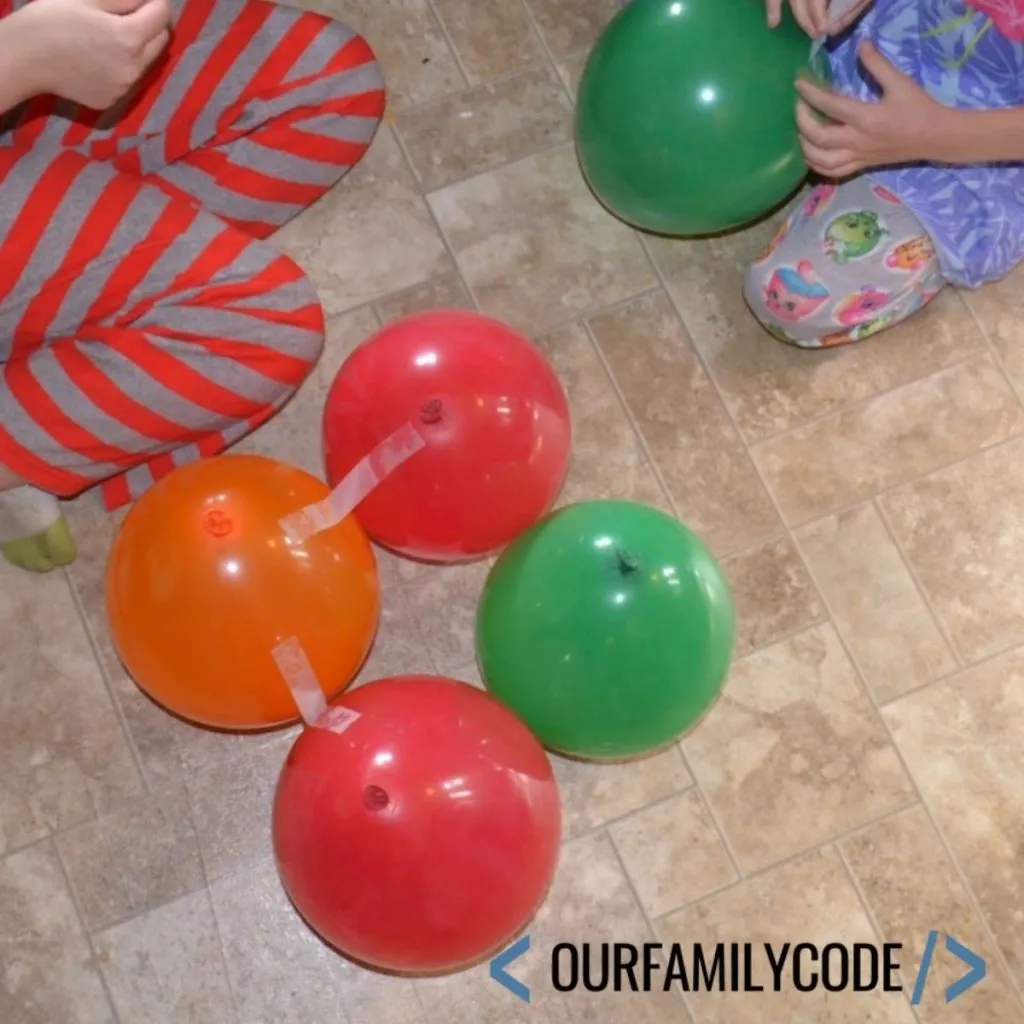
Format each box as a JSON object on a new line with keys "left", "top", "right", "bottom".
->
{"left": 794, "top": 41, "right": 953, "bottom": 177}
{"left": 767, "top": 0, "right": 829, "bottom": 37}
{"left": 767, "top": 0, "right": 875, "bottom": 38}
{"left": 12, "top": 0, "right": 172, "bottom": 110}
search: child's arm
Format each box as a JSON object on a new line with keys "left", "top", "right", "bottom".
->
{"left": 936, "top": 108, "right": 1024, "bottom": 164}
{"left": 0, "top": 11, "right": 40, "bottom": 114}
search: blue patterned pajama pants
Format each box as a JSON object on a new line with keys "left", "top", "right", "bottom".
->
{"left": 744, "top": 177, "right": 948, "bottom": 348}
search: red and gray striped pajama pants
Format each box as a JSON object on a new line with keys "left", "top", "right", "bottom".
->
{"left": 0, "top": 0, "right": 384, "bottom": 508}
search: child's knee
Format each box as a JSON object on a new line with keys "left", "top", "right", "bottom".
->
{"left": 743, "top": 254, "right": 835, "bottom": 347}
{"left": 232, "top": 259, "right": 326, "bottom": 412}
{"left": 743, "top": 261, "right": 785, "bottom": 338}
{"left": 284, "top": 268, "right": 327, "bottom": 375}
{"left": 318, "top": 19, "right": 386, "bottom": 120}
{"left": 742, "top": 261, "right": 764, "bottom": 321}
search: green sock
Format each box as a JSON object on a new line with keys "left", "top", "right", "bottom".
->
{"left": 1, "top": 518, "right": 78, "bottom": 572}
{"left": 0, "top": 487, "right": 78, "bottom": 573}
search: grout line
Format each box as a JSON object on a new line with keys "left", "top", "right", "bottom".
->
{"left": 787, "top": 494, "right": 963, "bottom": 691}
{"left": 516, "top": 0, "right": 571, "bottom": 102}
{"left": 0, "top": 831, "right": 58, "bottom": 863}
{"left": 958, "top": 283, "right": 1024, "bottom": 409}
{"left": 553, "top": 757, "right": 750, "bottom": 891}
{"left": 408, "top": 130, "right": 576, "bottom": 196}
{"left": 204, "top": 872, "right": 273, "bottom": 1024}
{"left": 72, "top": 874, "right": 214, "bottom": 941}
{"left": 605, "top": 827, "right": 698, "bottom": 1023}
{"left": 386, "top": 121, "right": 486, "bottom": 315}
{"left": 428, "top": 0, "right": 552, "bottom": 91}
{"left": 650, "top": 801, "right": 921, "bottom": 925}
{"left": 356, "top": 268, "right": 661, "bottom": 360}
{"left": 634, "top": 237, "right": 791, "bottom": 528}
{"left": 673, "top": 744, "right": 745, "bottom": 882}
{"left": 417, "top": 128, "right": 573, "bottom": 196}
{"left": 422, "top": 0, "right": 473, "bottom": 90}
{"left": 393, "top": 7, "right": 574, "bottom": 195}
{"left": 554, "top": 760, "right": 694, "bottom": 846}
{"left": 871, "top": 496, "right": 965, "bottom": 670}
{"left": 579, "top": 316, "right": 682, "bottom": 516}
{"left": 744, "top": 346, "right": 988, "bottom": 451}
{"left": 834, "top": 843, "right": 925, "bottom": 1020}
{"left": 546, "top": 284, "right": 662, "bottom": 337}
{"left": 200, "top": 886, "right": 249, "bottom": 1024}
{"left": 49, "top": 839, "right": 124, "bottom": 1024}
{"left": 408, "top": 982, "right": 433, "bottom": 1024}
{"left": 776, "top": 426, "right": 1024, "bottom": 535}
{"left": 60, "top": 563, "right": 152, "bottom": 800}
{"left": 729, "top": 613, "right": 830, "bottom": 664}
{"left": 878, "top": 636, "right": 1024, "bottom": 708}
{"left": 717, "top": 528, "right": 793, "bottom": 564}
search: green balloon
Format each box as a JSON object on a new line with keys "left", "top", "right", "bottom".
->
{"left": 476, "top": 501, "right": 734, "bottom": 761}
{"left": 575, "top": 0, "right": 832, "bottom": 236}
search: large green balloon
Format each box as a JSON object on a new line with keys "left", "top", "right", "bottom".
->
{"left": 575, "top": 0, "right": 831, "bottom": 236}
{"left": 476, "top": 501, "right": 734, "bottom": 761}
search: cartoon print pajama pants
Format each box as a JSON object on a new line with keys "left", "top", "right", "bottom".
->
{"left": 743, "top": 176, "right": 947, "bottom": 349}
{"left": 0, "top": 0, "right": 384, "bottom": 508}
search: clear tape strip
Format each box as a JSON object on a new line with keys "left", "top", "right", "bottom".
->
{"left": 278, "top": 420, "right": 426, "bottom": 545}
{"left": 272, "top": 635, "right": 362, "bottom": 733}
{"left": 272, "top": 422, "right": 426, "bottom": 727}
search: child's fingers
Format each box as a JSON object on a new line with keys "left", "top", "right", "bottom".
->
{"left": 795, "top": 77, "right": 865, "bottom": 124}
{"left": 795, "top": 101, "right": 861, "bottom": 174}
{"left": 858, "top": 40, "right": 908, "bottom": 90}
{"left": 810, "top": 0, "right": 830, "bottom": 35}
{"left": 800, "top": 136, "right": 858, "bottom": 176}
{"left": 795, "top": 99, "right": 824, "bottom": 141}
{"left": 788, "top": 0, "right": 818, "bottom": 36}
{"left": 766, "top": 0, "right": 782, "bottom": 27}
{"left": 795, "top": 99, "right": 840, "bottom": 147}
{"left": 140, "top": 28, "right": 170, "bottom": 68}
{"left": 124, "top": 0, "right": 173, "bottom": 44}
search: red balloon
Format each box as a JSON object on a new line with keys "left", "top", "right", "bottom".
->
{"left": 322, "top": 310, "right": 571, "bottom": 562}
{"left": 272, "top": 676, "right": 561, "bottom": 974}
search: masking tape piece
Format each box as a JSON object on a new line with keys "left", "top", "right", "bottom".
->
{"left": 272, "top": 635, "right": 362, "bottom": 734}
{"left": 279, "top": 421, "right": 426, "bottom": 545}
{"left": 273, "top": 635, "right": 327, "bottom": 726}
{"left": 317, "top": 704, "right": 361, "bottom": 736}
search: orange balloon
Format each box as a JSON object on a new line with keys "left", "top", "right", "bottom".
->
{"left": 106, "top": 455, "right": 380, "bottom": 730}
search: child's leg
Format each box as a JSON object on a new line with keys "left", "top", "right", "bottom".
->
{"left": 744, "top": 177, "right": 946, "bottom": 348}
{"left": 0, "top": 0, "right": 379, "bottom": 570}
{"left": 0, "top": 150, "right": 324, "bottom": 561}
{"left": 6, "top": 0, "right": 385, "bottom": 239}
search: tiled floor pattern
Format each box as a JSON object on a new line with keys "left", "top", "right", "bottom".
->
{"left": 2, "top": 1, "right": 1023, "bottom": 1022}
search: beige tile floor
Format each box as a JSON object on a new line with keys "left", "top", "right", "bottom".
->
{"left": 3, "top": 1, "right": 1024, "bottom": 1021}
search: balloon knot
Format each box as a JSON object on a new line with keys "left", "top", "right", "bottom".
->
{"left": 419, "top": 398, "right": 444, "bottom": 426}
{"left": 616, "top": 549, "right": 640, "bottom": 575}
